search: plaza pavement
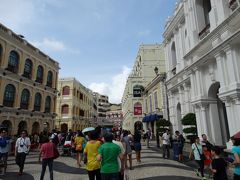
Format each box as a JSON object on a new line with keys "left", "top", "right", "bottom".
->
{"left": 1, "top": 142, "right": 201, "bottom": 180}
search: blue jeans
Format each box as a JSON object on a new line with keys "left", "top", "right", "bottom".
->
{"left": 40, "top": 158, "right": 53, "bottom": 180}
{"left": 101, "top": 173, "right": 119, "bottom": 180}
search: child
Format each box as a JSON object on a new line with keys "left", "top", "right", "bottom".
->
{"left": 203, "top": 145, "right": 212, "bottom": 177}
{"left": 211, "top": 146, "right": 228, "bottom": 180}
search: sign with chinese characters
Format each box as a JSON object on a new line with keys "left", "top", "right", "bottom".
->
{"left": 134, "top": 102, "right": 142, "bottom": 115}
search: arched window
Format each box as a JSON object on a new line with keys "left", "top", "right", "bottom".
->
{"left": 7, "top": 51, "right": 19, "bottom": 73}
{"left": 36, "top": 65, "right": 44, "bottom": 83}
{"left": 3, "top": 84, "right": 16, "bottom": 107}
{"left": 46, "top": 71, "right": 53, "bottom": 87}
{"left": 62, "top": 86, "right": 70, "bottom": 95}
{"left": 61, "top": 104, "right": 69, "bottom": 114}
{"left": 34, "top": 93, "right": 42, "bottom": 111}
{"left": 23, "top": 59, "right": 33, "bottom": 79}
{"left": 20, "top": 89, "right": 30, "bottom": 109}
{"left": 0, "top": 45, "right": 2, "bottom": 63}
{"left": 45, "top": 96, "right": 51, "bottom": 113}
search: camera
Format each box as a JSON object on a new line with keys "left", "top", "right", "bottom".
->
{"left": 20, "top": 144, "right": 24, "bottom": 147}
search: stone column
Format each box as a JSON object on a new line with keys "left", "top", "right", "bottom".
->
{"left": 224, "top": 46, "right": 240, "bottom": 88}
{"left": 200, "top": 104, "right": 210, "bottom": 137}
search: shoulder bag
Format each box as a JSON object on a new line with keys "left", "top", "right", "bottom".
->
{"left": 195, "top": 143, "right": 205, "bottom": 161}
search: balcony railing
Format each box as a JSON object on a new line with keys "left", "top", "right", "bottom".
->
{"left": 229, "top": 0, "right": 240, "bottom": 11}
{"left": 172, "top": 67, "right": 176, "bottom": 76}
{"left": 199, "top": 24, "right": 210, "bottom": 40}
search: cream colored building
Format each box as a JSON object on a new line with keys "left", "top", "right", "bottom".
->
{"left": 142, "top": 73, "right": 167, "bottom": 136}
{"left": 122, "top": 44, "right": 165, "bottom": 132}
{"left": 0, "top": 23, "right": 59, "bottom": 135}
{"left": 106, "top": 104, "right": 123, "bottom": 130}
{"left": 56, "top": 78, "right": 93, "bottom": 132}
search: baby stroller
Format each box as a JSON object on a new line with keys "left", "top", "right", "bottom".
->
{"left": 62, "top": 140, "right": 72, "bottom": 156}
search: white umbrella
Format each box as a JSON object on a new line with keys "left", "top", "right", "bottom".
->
{"left": 82, "top": 127, "right": 95, "bottom": 133}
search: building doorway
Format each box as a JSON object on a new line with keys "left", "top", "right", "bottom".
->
{"left": 208, "top": 82, "right": 230, "bottom": 144}
{"left": 18, "top": 121, "right": 27, "bottom": 135}
{"left": 61, "top": 123, "right": 68, "bottom": 133}
{"left": 32, "top": 122, "right": 40, "bottom": 134}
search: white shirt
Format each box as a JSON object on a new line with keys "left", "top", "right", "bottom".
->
{"left": 162, "top": 133, "right": 170, "bottom": 145}
{"left": 113, "top": 140, "right": 125, "bottom": 171}
{"left": 15, "top": 137, "right": 31, "bottom": 153}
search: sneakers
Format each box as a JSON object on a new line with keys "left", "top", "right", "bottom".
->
{"left": 194, "top": 169, "right": 200, "bottom": 177}
{"left": 202, "top": 177, "right": 207, "bottom": 180}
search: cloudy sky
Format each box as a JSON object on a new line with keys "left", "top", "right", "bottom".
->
{"left": 0, "top": 0, "right": 176, "bottom": 103}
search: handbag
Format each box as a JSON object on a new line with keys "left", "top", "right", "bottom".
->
{"left": 53, "top": 146, "right": 60, "bottom": 159}
{"left": 195, "top": 143, "right": 205, "bottom": 161}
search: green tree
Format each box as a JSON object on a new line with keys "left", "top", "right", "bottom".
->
{"left": 181, "top": 113, "right": 197, "bottom": 141}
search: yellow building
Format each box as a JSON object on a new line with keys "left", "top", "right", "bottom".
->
{"left": 142, "top": 73, "right": 167, "bottom": 136}
{"left": 56, "top": 78, "right": 93, "bottom": 132}
{"left": 0, "top": 23, "right": 59, "bottom": 135}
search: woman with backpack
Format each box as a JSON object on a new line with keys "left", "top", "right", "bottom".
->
{"left": 74, "top": 130, "right": 85, "bottom": 167}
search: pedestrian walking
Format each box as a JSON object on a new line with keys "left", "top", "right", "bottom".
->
{"left": 74, "top": 130, "right": 85, "bottom": 167}
{"left": 189, "top": 136, "right": 206, "bottom": 180}
{"left": 211, "top": 146, "right": 228, "bottom": 180}
{"left": 201, "top": 134, "right": 213, "bottom": 151}
{"left": 162, "top": 129, "right": 170, "bottom": 159}
{"left": 146, "top": 128, "right": 152, "bottom": 148}
{"left": 113, "top": 134, "right": 125, "bottom": 180}
{"left": 84, "top": 130, "right": 101, "bottom": 180}
{"left": 175, "top": 131, "right": 185, "bottom": 162}
{"left": 15, "top": 130, "right": 31, "bottom": 176}
{"left": 98, "top": 132, "right": 123, "bottom": 180}
{"left": 122, "top": 130, "right": 133, "bottom": 170}
{"left": 39, "top": 137, "right": 58, "bottom": 180}
{"left": 134, "top": 129, "right": 142, "bottom": 163}
{"left": 0, "top": 129, "right": 10, "bottom": 175}
{"left": 232, "top": 137, "right": 240, "bottom": 180}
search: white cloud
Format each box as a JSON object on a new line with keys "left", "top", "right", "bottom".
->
{"left": 137, "top": 29, "right": 151, "bottom": 36}
{"left": 31, "top": 38, "right": 80, "bottom": 54}
{"left": 32, "top": 38, "right": 66, "bottom": 52}
{"left": 89, "top": 66, "right": 131, "bottom": 103}
{"left": 0, "top": 0, "right": 35, "bottom": 31}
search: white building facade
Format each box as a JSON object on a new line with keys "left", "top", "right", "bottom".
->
{"left": 164, "top": 0, "right": 240, "bottom": 145}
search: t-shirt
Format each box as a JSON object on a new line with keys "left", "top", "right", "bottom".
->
{"left": 41, "top": 142, "right": 55, "bottom": 160}
{"left": 98, "top": 142, "right": 121, "bottom": 174}
{"left": 0, "top": 136, "right": 9, "bottom": 153}
{"left": 232, "top": 146, "right": 240, "bottom": 175}
{"left": 74, "top": 136, "right": 84, "bottom": 150}
{"left": 203, "top": 150, "right": 212, "bottom": 166}
{"left": 162, "top": 133, "right": 170, "bottom": 145}
{"left": 113, "top": 140, "right": 125, "bottom": 171}
{"left": 212, "top": 158, "right": 228, "bottom": 180}
{"left": 15, "top": 137, "right": 31, "bottom": 153}
{"left": 84, "top": 140, "right": 101, "bottom": 171}
{"left": 192, "top": 143, "right": 202, "bottom": 161}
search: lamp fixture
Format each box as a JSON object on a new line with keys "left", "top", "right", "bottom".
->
{"left": 154, "top": 67, "right": 159, "bottom": 75}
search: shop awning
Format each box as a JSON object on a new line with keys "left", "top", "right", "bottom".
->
{"left": 143, "top": 114, "right": 162, "bottom": 122}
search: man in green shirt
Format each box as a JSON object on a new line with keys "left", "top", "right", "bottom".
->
{"left": 97, "top": 132, "right": 123, "bottom": 180}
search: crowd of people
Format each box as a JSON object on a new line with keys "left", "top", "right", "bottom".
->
{"left": 0, "top": 126, "right": 240, "bottom": 180}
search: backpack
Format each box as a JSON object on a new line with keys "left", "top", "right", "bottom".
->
{"left": 0, "top": 137, "right": 7, "bottom": 148}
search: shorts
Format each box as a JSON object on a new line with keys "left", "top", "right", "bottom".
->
{"left": 134, "top": 142, "right": 142, "bottom": 152}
